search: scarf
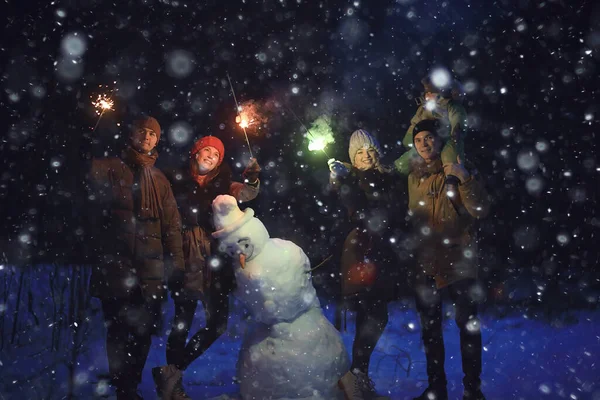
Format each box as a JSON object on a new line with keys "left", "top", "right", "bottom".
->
{"left": 122, "top": 146, "right": 162, "bottom": 219}
{"left": 412, "top": 158, "right": 443, "bottom": 180}
{"left": 191, "top": 163, "right": 220, "bottom": 188}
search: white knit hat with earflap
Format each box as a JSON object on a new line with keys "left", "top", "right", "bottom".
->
{"left": 348, "top": 129, "right": 382, "bottom": 166}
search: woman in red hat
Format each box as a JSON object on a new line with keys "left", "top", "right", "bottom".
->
{"left": 152, "top": 136, "right": 261, "bottom": 400}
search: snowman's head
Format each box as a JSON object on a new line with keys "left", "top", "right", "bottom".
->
{"left": 212, "top": 195, "right": 270, "bottom": 267}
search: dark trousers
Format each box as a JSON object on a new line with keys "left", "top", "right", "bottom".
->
{"left": 166, "top": 289, "right": 230, "bottom": 370}
{"left": 101, "top": 293, "right": 162, "bottom": 396}
{"left": 415, "top": 277, "right": 482, "bottom": 390}
{"left": 349, "top": 294, "right": 390, "bottom": 374}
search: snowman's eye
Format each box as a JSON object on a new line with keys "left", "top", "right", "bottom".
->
{"left": 245, "top": 244, "right": 249, "bottom": 248}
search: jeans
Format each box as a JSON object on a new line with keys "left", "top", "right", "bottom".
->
{"left": 101, "top": 290, "right": 162, "bottom": 395}
{"left": 166, "top": 288, "right": 230, "bottom": 370}
{"left": 414, "top": 277, "right": 482, "bottom": 390}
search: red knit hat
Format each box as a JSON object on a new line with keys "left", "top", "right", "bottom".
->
{"left": 190, "top": 136, "right": 225, "bottom": 166}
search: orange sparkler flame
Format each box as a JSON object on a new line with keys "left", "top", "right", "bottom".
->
{"left": 92, "top": 94, "right": 114, "bottom": 115}
{"left": 234, "top": 100, "right": 267, "bottom": 134}
{"left": 235, "top": 115, "right": 252, "bottom": 129}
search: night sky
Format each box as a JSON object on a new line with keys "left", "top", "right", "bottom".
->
{"left": 1, "top": 0, "right": 598, "bottom": 303}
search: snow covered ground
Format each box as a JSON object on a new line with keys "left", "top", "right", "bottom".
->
{"left": 1, "top": 266, "right": 599, "bottom": 400}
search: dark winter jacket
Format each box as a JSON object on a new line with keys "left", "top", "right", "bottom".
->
{"left": 331, "top": 164, "right": 410, "bottom": 297}
{"left": 87, "top": 155, "right": 184, "bottom": 300}
{"left": 169, "top": 162, "right": 259, "bottom": 300}
{"left": 408, "top": 159, "right": 490, "bottom": 288}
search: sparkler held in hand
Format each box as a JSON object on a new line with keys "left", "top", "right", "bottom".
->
{"left": 226, "top": 73, "right": 253, "bottom": 158}
{"left": 283, "top": 104, "right": 334, "bottom": 158}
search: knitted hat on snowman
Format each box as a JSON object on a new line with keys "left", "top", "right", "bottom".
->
{"left": 212, "top": 195, "right": 255, "bottom": 239}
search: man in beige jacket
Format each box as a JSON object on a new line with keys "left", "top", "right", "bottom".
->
{"left": 407, "top": 119, "right": 490, "bottom": 400}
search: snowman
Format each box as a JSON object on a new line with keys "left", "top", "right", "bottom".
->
{"left": 211, "top": 195, "right": 349, "bottom": 400}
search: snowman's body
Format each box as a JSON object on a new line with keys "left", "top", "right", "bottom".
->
{"left": 234, "top": 238, "right": 316, "bottom": 325}
{"left": 211, "top": 196, "right": 349, "bottom": 400}
{"left": 235, "top": 239, "right": 348, "bottom": 399}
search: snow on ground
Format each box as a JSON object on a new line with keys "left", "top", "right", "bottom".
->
{"left": 1, "top": 267, "right": 598, "bottom": 399}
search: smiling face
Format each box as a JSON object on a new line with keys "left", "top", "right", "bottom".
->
{"left": 353, "top": 147, "right": 379, "bottom": 171}
{"left": 195, "top": 146, "right": 220, "bottom": 174}
{"left": 414, "top": 130, "right": 443, "bottom": 163}
{"left": 424, "top": 92, "right": 440, "bottom": 102}
{"left": 131, "top": 127, "right": 158, "bottom": 153}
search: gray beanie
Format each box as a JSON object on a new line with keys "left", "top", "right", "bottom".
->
{"left": 348, "top": 129, "right": 382, "bottom": 165}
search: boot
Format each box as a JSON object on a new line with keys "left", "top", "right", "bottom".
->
{"left": 413, "top": 385, "right": 448, "bottom": 400}
{"left": 338, "top": 369, "right": 390, "bottom": 400}
{"left": 172, "top": 375, "right": 192, "bottom": 400}
{"left": 116, "top": 388, "right": 143, "bottom": 400}
{"left": 463, "top": 382, "right": 486, "bottom": 400}
{"left": 152, "top": 364, "right": 183, "bottom": 400}
{"left": 463, "top": 389, "right": 486, "bottom": 400}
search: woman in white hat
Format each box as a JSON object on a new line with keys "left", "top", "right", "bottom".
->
{"left": 328, "top": 129, "right": 411, "bottom": 400}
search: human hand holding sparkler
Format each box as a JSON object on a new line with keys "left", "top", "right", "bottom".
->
{"left": 328, "top": 158, "right": 349, "bottom": 178}
{"left": 243, "top": 157, "right": 261, "bottom": 184}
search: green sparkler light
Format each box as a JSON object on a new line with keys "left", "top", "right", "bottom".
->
{"left": 307, "top": 116, "right": 335, "bottom": 152}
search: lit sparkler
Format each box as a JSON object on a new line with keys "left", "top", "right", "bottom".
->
{"left": 285, "top": 105, "right": 333, "bottom": 158}
{"left": 91, "top": 94, "right": 114, "bottom": 132}
{"left": 226, "top": 73, "right": 253, "bottom": 158}
{"left": 234, "top": 100, "right": 266, "bottom": 132}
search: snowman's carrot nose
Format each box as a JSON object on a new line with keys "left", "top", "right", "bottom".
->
{"left": 239, "top": 253, "right": 246, "bottom": 269}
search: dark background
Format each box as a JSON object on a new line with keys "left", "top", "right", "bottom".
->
{"left": 1, "top": 0, "right": 598, "bottom": 310}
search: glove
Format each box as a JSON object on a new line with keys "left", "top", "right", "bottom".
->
{"left": 328, "top": 158, "right": 349, "bottom": 178}
{"left": 444, "top": 174, "right": 461, "bottom": 187}
{"left": 443, "top": 156, "right": 471, "bottom": 184}
{"left": 168, "top": 268, "right": 186, "bottom": 297}
{"left": 242, "top": 157, "right": 261, "bottom": 184}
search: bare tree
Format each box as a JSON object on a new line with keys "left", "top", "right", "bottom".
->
{"left": 10, "top": 267, "right": 26, "bottom": 345}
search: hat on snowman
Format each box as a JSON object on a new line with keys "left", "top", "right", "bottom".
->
{"left": 212, "top": 195, "right": 255, "bottom": 239}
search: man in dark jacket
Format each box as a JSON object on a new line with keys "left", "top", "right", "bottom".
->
{"left": 408, "top": 119, "right": 490, "bottom": 400}
{"left": 87, "top": 116, "right": 185, "bottom": 399}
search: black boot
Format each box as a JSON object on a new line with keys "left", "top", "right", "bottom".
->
{"left": 116, "top": 387, "right": 143, "bottom": 400}
{"left": 459, "top": 317, "right": 483, "bottom": 400}
{"left": 413, "top": 384, "right": 448, "bottom": 400}
{"left": 463, "top": 386, "right": 486, "bottom": 400}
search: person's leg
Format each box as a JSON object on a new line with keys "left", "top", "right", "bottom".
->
{"left": 440, "top": 139, "right": 462, "bottom": 166}
{"left": 178, "top": 289, "right": 230, "bottom": 370}
{"left": 166, "top": 299, "right": 198, "bottom": 368}
{"left": 338, "top": 294, "right": 390, "bottom": 399}
{"left": 126, "top": 296, "right": 163, "bottom": 390}
{"left": 414, "top": 276, "right": 447, "bottom": 399}
{"left": 154, "top": 298, "right": 190, "bottom": 399}
{"left": 351, "top": 295, "right": 389, "bottom": 374}
{"left": 449, "top": 279, "right": 484, "bottom": 399}
{"left": 101, "top": 299, "right": 136, "bottom": 398}
{"left": 394, "top": 147, "right": 420, "bottom": 176}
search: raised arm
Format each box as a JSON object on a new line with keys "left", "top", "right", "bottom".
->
{"left": 229, "top": 157, "right": 261, "bottom": 202}
{"left": 444, "top": 158, "right": 490, "bottom": 219}
{"left": 458, "top": 173, "right": 490, "bottom": 219}
{"left": 229, "top": 181, "right": 260, "bottom": 203}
